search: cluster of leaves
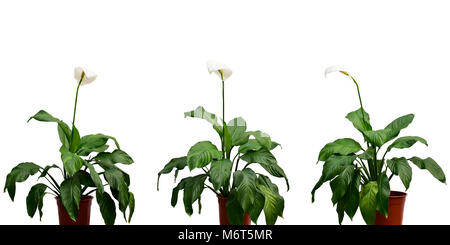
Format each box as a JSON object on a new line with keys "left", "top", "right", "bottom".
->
{"left": 312, "top": 108, "right": 446, "bottom": 224}
{"left": 158, "top": 106, "right": 289, "bottom": 225}
{"left": 4, "top": 110, "right": 135, "bottom": 225}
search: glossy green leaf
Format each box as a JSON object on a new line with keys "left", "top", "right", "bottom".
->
{"left": 209, "top": 159, "right": 232, "bottom": 191}
{"left": 186, "top": 141, "right": 222, "bottom": 170}
{"left": 359, "top": 181, "right": 378, "bottom": 225}
{"left": 363, "top": 129, "right": 393, "bottom": 147}
{"left": 60, "top": 177, "right": 82, "bottom": 221}
{"left": 248, "top": 190, "right": 265, "bottom": 224}
{"left": 96, "top": 191, "right": 116, "bottom": 225}
{"left": 238, "top": 139, "right": 262, "bottom": 154}
{"left": 330, "top": 164, "right": 355, "bottom": 204}
{"left": 38, "top": 164, "right": 61, "bottom": 179}
{"left": 77, "top": 134, "right": 120, "bottom": 156}
{"left": 60, "top": 146, "right": 84, "bottom": 177}
{"left": 387, "top": 157, "right": 412, "bottom": 190}
{"left": 104, "top": 168, "right": 130, "bottom": 214}
{"left": 345, "top": 108, "right": 372, "bottom": 133}
{"left": 318, "top": 138, "right": 362, "bottom": 162}
{"left": 247, "top": 131, "right": 271, "bottom": 150}
{"left": 26, "top": 183, "right": 47, "bottom": 220}
{"left": 337, "top": 171, "right": 360, "bottom": 223}
{"left": 241, "top": 149, "right": 289, "bottom": 190}
{"left": 409, "top": 157, "right": 446, "bottom": 183}
{"left": 83, "top": 161, "right": 104, "bottom": 193}
{"left": 182, "top": 174, "right": 207, "bottom": 216}
{"left": 184, "top": 106, "right": 222, "bottom": 135}
{"left": 386, "top": 136, "right": 428, "bottom": 153}
{"left": 227, "top": 117, "right": 249, "bottom": 146}
{"left": 226, "top": 189, "right": 245, "bottom": 225}
{"left": 358, "top": 147, "right": 375, "bottom": 161}
{"left": 69, "top": 125, "right": 81, "bottom": 153}
{"left": 4, "top": 162, "right": 41, "bottom": 201}
{"left": 376, "top": 173, "right": 390, "bottom": 217}
{"left": 128, "top": 192, "right": 135, "bottom": 223}
{"left": 233, "top": 169, "right": 258, "bottom": 212}
{"left": 384, "top": 114, "right": 415, "bottom": 142}
{"left": 94, "top": 150, "right": 134, "bottom": 166}
{"left": 257, "top": 175, "right": 284, "bottom": 225}
{"left": 157, "top": 156, "right": 187, "bottom": 190}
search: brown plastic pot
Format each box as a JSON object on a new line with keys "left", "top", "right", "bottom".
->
{"left": 217, "top": 195, "right": 251, "bottom": 225}
{"left": 55, "top": 195, "right": 93, "bottom": 225}
{"left": 374, "top": 191, "right": 407, "bottom": 225}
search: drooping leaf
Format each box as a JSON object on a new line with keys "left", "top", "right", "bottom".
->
{"left": 60, "top": 146, "right": 84, "bottom": 177}
{"left": 387, "top": 157, "right": 412, "bottom": 190}
{"left": 26, "top": 183, "right": 47, "bottom": 220}
{"left": 28, "top": 110, "right": 73, "bottom": 148}
{"left": 104, "top": 168, "right": 130, "bottom": 215}
{"left": 186, "top": 141, "right": 222, "bottom": 170}
{"left": 409, "top": 157, "right": 446, "bottom": 183}
{"left": 83, "top": 161, "right": 104, "bottom": 193}
{"left": 248, "top": 190, "right": 265, "bottom": 224}
{"left": 157, "top": 156, "right": 187, "bottom": 190}
{"left": 233, "top": 169, "right": 258, "bottom": 212}
{"left": 209, "top": 159, "right": 232, "bottom": 191}
{"left": 180, "top": 174, "right": 207, "bottom": 216}
{"left": 4, "top": 162, "right": 41, "bottom": 201}
{"left": 318, "top": 138, "right": 362, "bottom": 162}
{"left": 93, "top": 150, "right": 134, "bottom": 166}
{"left": 184, "top": 106, "right": 222, "bottom": 135}
{"left": 257, "top": 175, "right": 284, "bottom": 225}
{"left": 330, "top": 164, "right": 355, "bottom": 204}
{"left": 359, "top": 181, "right": 378, "bottom": 225}
{"left": 238, "top": 139, "right": 263, "bottom": 154}
{"left": 376, "top": 173, "right": 390, "bottom": 217}
{"left": 60, "top": 177, "right": 82, "bottom": 221}
{"left": 241, "top": 149, "right": 289, "bottom": 190}
{"left": 226, "top": 189, "right": 245, "bottom": 225}
{"left": 128, "top": 192, "right": 135, "bottom": 223}
{"left": 96, "top": 191, "right": 116, "bottom": 225}
{"left": 38, "top": 164, "right": 61, "bottom": 180}
{"left": 345, "top": 108, "right": 372, "bottom": 133}
{"left": 386, "top": 136, "right": 428, "bottom": 153}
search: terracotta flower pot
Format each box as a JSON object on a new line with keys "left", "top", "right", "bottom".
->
{"left": 374, "top": 191, "right": 407, "bottom": 225}
{"left": 217, "top": 195, "right": 251, "bottom": 225}
{"left": 56, "top": 195, "right": 93, "bottom": 225}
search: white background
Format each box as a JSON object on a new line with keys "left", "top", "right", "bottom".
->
{"left": 0, "top": 0, "right": 449, "bottom": 225}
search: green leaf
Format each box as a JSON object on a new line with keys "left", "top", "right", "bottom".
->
{"left": 38, "top": 164, "right": 61, "bottom": 179}
{"left": 387, "top": 157, "right": 412, "bottom": 190}
{"left": 73, "top": 170, "right": 95, "bottom": 187}
{"left": 233, "top": 169, "right": 258, "bottom": 212}
{"left": 227, "top": 117, "right": 249, "bottom": 146}
{"left": 376, "top": 173, "right": 390, "bottom": 217}
{"left": 209, "top": 159, "right": 232, "bottom": 191}
{"left": 247, "top": 131, "right": 271, "bottom": 150}
{"left": 60, "top": 146, "right": 84, "bottom": 177}
{"left": 60, "top": 177, "right": 82, "bottom": 221}
{"left": 183, "top": 174, "right": 207, "bottom": 216}
{"left": 184, "top": 106, "right": 222, "bottom": 135}
{"left": 94, "top": 150, "right": 134, "bottom": 166}
{"left": 226, "top": 189, "right": 245, "bottom": 225}
{"left": 318, "top": 138, "right": 362, "bottom": 162}
{"left": 128, "top": 192, "right": 135, "bottom": 223}
{"left": 83, "top": 161, "right": 104, "bottom": 193}
{"left": 386, "top": 136, "right": 428, "bottom": 153}
{"left": 363, "top": 129, "right": 393, "bottom": 147}
{"left": 26, "top": 183, "right": 47, "bottom": 220}
{"left": 330, "top": 164, "right": 355, "bottom": 204}
{"left": 358, "top": 147, "right": 375, "bottom": 161}
{"left": 384, "top": 114, "right": 415, "bottom": 142}
{"left": 77, "top": 134, "right": 120, "bottom": 156}
{"left": 345, "top": 108, "right": 372, "bottom": 133}
{"left": 28, "top": 110, "right": 60, "bottom": 122}
{"left": 104, "top": 168, "right": 130, "bottom": 215}
{"left": 257, "top": 175, "right": 284, "bottom": 225}
{"left": 241, "top": 149, "right": 289, "bottom": 190}
{"left": 409, "top": 157, "right": 446, "bottom": 183}
{"left": 157, "top": 156, "right": 187, "bottom": 190}
{"left": 186, "top": 141, "right": 222, "bottom": 170}
{"left": 338, "top": 171, "right": 360, "bottom": 223}
{"left": 96, "top": 191, "right": 116, "bottom": 225}
{"left": 4, "top": 162, "right": 41, "bottom": 201}
{"left": 248, "top": 190, "right": 265, "bottom": 224}
{"left": 223, "top": 123, "right": 233, "bottom": 158}
{"left": 238, "top": 139, "right": 263, "bottom": 154}
{"left": 359, "top": 181, "right": 378, "bottom": 225}
{"left": 69, "top": 125, "right": 81, "bottom": 153}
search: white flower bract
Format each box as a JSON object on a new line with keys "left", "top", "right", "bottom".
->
{"left": 74, "top": 67, "right": 97, "bottom": 86}
{"left": 207, "top": 60, "right": 232, "bottom": 81}
{"left": 324, "top": 66, "right": 350, "bottom": 78}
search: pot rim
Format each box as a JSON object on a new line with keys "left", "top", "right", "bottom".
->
{"left": 55, "top": 195, "right": 94, "bottom": 201}
{"left": 217, "top": 194, "right": 228, "bottom": 200}
{"left": 389, "top": 191, "right": 407, "bottom": 199}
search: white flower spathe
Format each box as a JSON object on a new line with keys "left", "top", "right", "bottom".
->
{"left": 207, "top": 60, "right": 232, "bottom": 81}
{"left": 74, "top": 67, "right": 97, "bottom": 86}
{"left": 324, "top": 66, "right": 350, "bottom": 78}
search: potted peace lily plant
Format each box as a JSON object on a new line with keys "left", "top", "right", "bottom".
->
{"left": 311, "top": 67, "right": 446, "bottom": 225}
{"left": 158, "top": 61, "right": 289, "bottom": 225}
{"left": 4, "top": 67, "right": 135, "bottom": 225}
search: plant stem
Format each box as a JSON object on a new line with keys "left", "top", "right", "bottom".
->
{"left": 221, "top": 72, "right": 226, "bottom": 159}
{"left": 71, "top": 73, "right": 84, "bottom": 142}
{"left": 350, "top": 76, "right": 366, "bottom": 122}
{"left": 205, "top": 185, "right": 217, "bottom": 194}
